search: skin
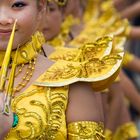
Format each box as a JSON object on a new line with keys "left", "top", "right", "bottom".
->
{"left": 63, "top": 0, "right": 83, "bottom": 20}
{"left": 120, "top": 1, "right": 140, "bottom": 20}
{"left": 120, "top": 71, "right": 140, "bottom": 112}
{"left": 113, "top": 0, "right": 136, "bottom": 11}
{"left": 112, "top": 0, "right": 140, "bottom": 39}
{"left": 104, "top": 72, "right": 139, "bottom": 140}
{"left": 67, "top": 82, "right": 104, "bottom": 123}
{"left": 104, "top": 83, "right": 124, "bottom": 132}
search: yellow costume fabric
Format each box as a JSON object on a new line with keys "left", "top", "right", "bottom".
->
{"left": 104, "top": 129, "right": 113, "bottom": 140}
{"left": 6, "top": 86, "right": 68, "bottom": 139}
{"left": 5, "top": 40, "right": 124, "bottom": 139}
{"left": 113, "top": 122, "right": 139, "bottom": 140}
{"left": 123, "top": 51, "right": 134, "bottom": 67}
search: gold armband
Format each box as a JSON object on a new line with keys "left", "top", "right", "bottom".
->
{"left": 123, "top": 51, "right": 134, "bottom": 67}
{"left": 68, "top": 121, "right": 105, "bottom": 140}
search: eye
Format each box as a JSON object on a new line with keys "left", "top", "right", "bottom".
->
{"left": 48, "top": 2, "right": 58, "bottom": 12}
{"left": 48, "top": 6, "right": 56, "bottom": 12}
{"left": 12, "top": 1, "right": 27, "bottom": 9}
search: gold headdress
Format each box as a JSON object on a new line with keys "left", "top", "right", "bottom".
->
{"left": 48, "top": 0, "right": 67, "bottom": 6}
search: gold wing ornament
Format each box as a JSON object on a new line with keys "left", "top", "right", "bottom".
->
{"left": 35, "top": 52, "right": 124, "bottom": 91}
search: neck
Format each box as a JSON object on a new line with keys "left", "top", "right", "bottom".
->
{"left": 72, "top": 7, "right": 83, "bottom": 20}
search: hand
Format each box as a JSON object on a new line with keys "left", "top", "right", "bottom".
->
{"left": 0, "top": 92, "right": 13, "bottom": 138}
{"left": 113, "top": 0, "right": 130, "bottom": 11}
{"left": 113, "top": 0, "right": 140, "bottom": 40}
{"left": 120, "top": 1, "right": 140, "bottom": 20}
{"left": 0, "top": 92, "right": 4, "bottom": 112}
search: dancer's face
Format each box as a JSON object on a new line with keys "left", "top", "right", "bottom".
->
{"left": 41, "top": 1, "right": 63, "bottom": 41}
{"left": 0, "top": 0, "right": 45, "bottom": 50}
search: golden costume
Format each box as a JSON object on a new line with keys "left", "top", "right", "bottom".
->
{"left": 1, "top": 1, "right": 137, "bottom": 140}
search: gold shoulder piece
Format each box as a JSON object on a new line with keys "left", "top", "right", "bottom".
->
{"left": 105, "top": 19, "right": 129, "bottom": 36}
{"left": 55, "top": 36, "right": 113, "bottom": 62}
{"left": 34, "top": 52, "right": 124, "bottom": 91}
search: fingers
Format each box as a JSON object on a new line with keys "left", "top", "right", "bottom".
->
{"left": 120, "top": 1, "right": 140, "bottom": 20}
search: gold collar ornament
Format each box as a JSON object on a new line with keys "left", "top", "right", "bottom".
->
{"left": 0, "top": 31, "right": 45, "bottom": 67}
{"left": 0, "top": 30, "right": 45, "bottom": 115}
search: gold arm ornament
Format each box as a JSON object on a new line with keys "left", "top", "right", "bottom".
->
{"left": 0, "top": 19, "right": 17, "bottom": 92}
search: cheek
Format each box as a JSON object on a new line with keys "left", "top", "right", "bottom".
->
{"left": 16, "top": 9, "right": 39, "bottom": 33}
{"left": 12, "top": 9, "right": 40, "bottom": 48}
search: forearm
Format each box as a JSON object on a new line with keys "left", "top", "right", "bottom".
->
{"left": 106, "top": 83, "right": 124, "bottom": 132}
{"left": 120, "top": 72, "right": 140, "bottom": 112}
{"left": 121, "top": 2, "right": 140, "bottom": 20}
{"left": 129, "top": 26, "right": 140, "bottom": 39}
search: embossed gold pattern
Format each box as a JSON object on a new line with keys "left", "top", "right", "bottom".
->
{"left": 35, "top": 52, "right": 123, "bottom": 89}
{"left": 68, "top": 121, "right": 105, "bottom": 140}
{"left": 6, "top": 86, "right": 68, "bottom": 139}
{"left": 49, "top": 36, "right": 113, "bottom": 62}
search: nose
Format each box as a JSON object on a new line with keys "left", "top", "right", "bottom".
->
{"left": 0, "top": 8, "right": 14, "bottom": 26}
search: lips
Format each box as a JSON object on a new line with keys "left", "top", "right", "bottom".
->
{"left": 0, "top": 29, "right": 17, "bottom": 37}
{"left": 0, "top": 29, "right": 12, "bottom": 35}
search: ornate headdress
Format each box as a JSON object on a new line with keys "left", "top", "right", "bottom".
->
{"left": 48, "top": 0, "right": 67, "bottom": 6}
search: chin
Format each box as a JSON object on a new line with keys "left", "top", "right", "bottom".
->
{"left": 45, "top": 35, "right": 54, "bottom": 41}
{"left": 0, "top": 42, "right": 8, "bottom": 51}
{"left": 0, "top": 42, "right": 18, "bottom": 51}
